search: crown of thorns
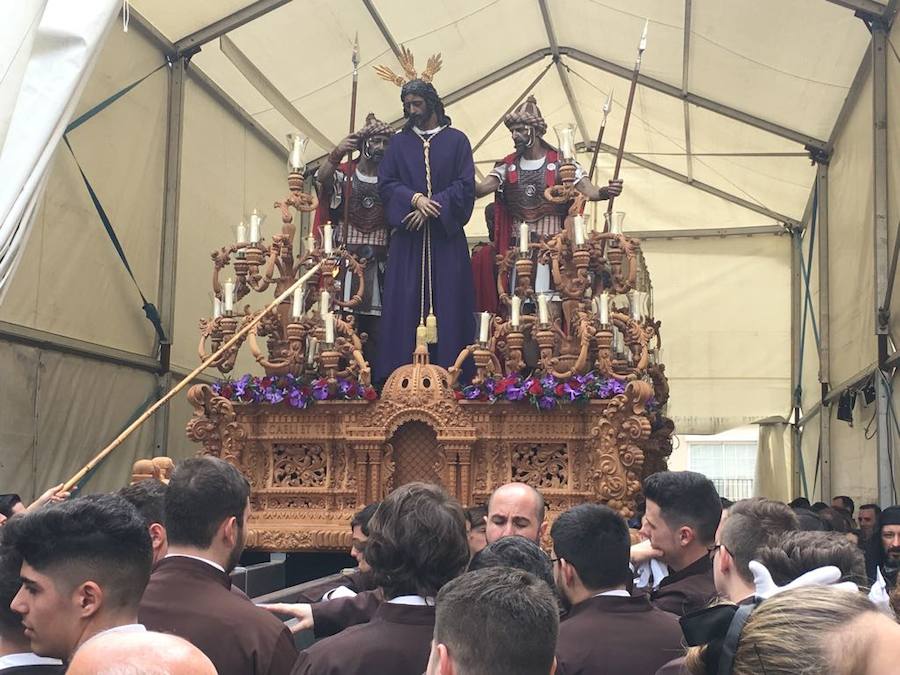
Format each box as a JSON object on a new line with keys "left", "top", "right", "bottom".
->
{"left": 374, "top": 45, "right": 442, "bottom": 86}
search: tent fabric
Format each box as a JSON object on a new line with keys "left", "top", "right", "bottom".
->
{"left": 0, "top": 0, "right": 120, "bottom": 301}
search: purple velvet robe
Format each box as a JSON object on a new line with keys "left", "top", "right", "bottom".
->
{"left": 376, "top": 126, "right": 476, "bottom": 382}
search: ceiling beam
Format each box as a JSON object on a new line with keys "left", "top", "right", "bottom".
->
{"left": 682, "top": 0, "right": 694, "bottom": 181}
{"left": 627, "top": 225, "right": 789, "bottom": 239}
{"left": 822, "top": 0, "right": 893, "bottom": 19}
{"left": 578, "top": 140, "right": 800, "bottom": 225}
{"left": 360, "top": 0, "right": 403, "bottom": 59}
{"left": 220, "top": 35, "right": 334, "bottom": 150}
{"left": 537, "top": 0, "right": 590, "bottom": 143}
{"left": 173, "top": 0, "right": 293, "bottom": 55}
{"left": 563, "top": 47, "right": 828, "bottom": 152}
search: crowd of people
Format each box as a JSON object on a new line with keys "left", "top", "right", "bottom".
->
{"left": 1, "top": 462, "right": 899, "bottom": 674}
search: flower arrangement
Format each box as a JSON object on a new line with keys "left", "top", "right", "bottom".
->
{"left": 455, "top": 372, "right": 647, "bottom": 411}
{"left": 212, "top": 373, "right": 378, "bottom": 409}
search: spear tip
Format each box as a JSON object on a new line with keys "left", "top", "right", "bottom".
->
{"left": 639, "top": 19, "right": 648, "bottom": 52}
{"left": 352, "top": 31, "right": 360, "bottom": 65}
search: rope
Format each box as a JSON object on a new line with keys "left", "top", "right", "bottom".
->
{"left": 416, "top": 129, "right": 443, "bottom": 344}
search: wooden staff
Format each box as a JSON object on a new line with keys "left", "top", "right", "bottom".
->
{"left": 341, "top": 33, "right": 360, "bottom": 245}
{"left": 62, "top": 261, "right": 324, "bottom": 492}
{"left": 606, "top": 19, "right": 648, "bottom": 220}
{"left": 587, "top": 89, "right": 613, "bottom": 184}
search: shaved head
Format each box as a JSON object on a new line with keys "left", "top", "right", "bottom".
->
{"left": 67, "top": 631, "right": 216, "bottom": 675}
{"left": 486, "top": 483, "right": 546, "bottom": 544}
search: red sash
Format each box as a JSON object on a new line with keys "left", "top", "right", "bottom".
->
{"left": 493, "top": 150, "right": 559, "bottom": 254}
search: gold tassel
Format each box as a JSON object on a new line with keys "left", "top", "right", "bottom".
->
{"left": 416, "top": 322, "right": 428, "bottom": 347}
{"left": 425, "top": 312, "right": 438, "bottom": 344}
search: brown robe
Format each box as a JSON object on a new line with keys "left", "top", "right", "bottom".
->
{"left": 310, "top": 589, "right": 383, "bottom": 638}
{"left": 293, "top": 569, "right": 377, "bottom": 603}
{"left": 292, "top": 603, "right": 434, "bottom": 675}
{"left": 650, "top": 555, "right": 717, "bottom": 617}
{"left": 138, "top": 557, "right": 298, "bottom": 675}
{"left": 556, "top": 594, "right": 684, "bottom": 675}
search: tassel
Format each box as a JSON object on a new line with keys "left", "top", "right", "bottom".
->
{"left": 425, "top": 312, "right": 438, "bottom": 344}
{"left": 416, "top": 322, "right": 428, "bottom": 347}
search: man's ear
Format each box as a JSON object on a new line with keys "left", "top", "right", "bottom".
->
{"left": 437, "top": 643, "right": 455, "bottom": 675}
{"left": 221, "top": 515, "right": 239, "bottom": 548}
{"left": 678, "top": 526, "right": 695, "bottom": 547}
{"left": 560, "top": 559, "right": 577, "bottom": 588}
{"left": 148, "top": 523, "right": 167, "bottom": 554}
{"left": 538, "top": 519, "right": 549, "bottom": 542}
{"left": 74, "top": 581, "right": 103, "bottom": 619}
{"left": 719, "top": 546, "right": 733, "bottom": 575}
{"left": 550, "top": 655, "right": 558, "bottom": 675}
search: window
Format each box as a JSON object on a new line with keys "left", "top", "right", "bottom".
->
{"left": 688, "top": 442, "right": 757, "bottom": 500}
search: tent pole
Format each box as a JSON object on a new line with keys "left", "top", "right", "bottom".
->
{"left": 153, "top": 55, "right": 186, "bottom": 456}
{"left": 816, "top": 161, "right": 832, "bottom": 501}
{"left": 791, "top": 226, "right": 803, "bottom": 498}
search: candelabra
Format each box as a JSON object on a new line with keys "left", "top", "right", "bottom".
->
{"left": 198, "top": 133, "right": 371, "bottom": 385}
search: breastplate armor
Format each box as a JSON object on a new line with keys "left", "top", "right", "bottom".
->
{"left": 346, "top": 174, "right": 385, "bottom": 234}
{"left": 503, "top": 163, "right": 570, "bottom": 223}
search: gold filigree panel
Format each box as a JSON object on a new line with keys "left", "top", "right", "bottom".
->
{"left": 272, "top": 444, "right": 327, "bottom": 487}
{"left": 511, "top": 444, "right": 568, "bottom": 489}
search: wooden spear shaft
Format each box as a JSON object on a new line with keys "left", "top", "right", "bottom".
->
{"left": 341, "top": 34, "right": 360, "bottom": 246}
{"left": 587, "top": 91, "right": 612, "bottom": 184}
{"left": 62, "top": 261, "right": 324, "bottom": 492}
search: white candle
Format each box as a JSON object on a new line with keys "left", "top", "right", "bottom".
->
{"left": 511, "top": 296, "right": 521, "bottom": 327}
{"left": 213, "top": 296, "right": 222, "bottom": 319}
{"left": 479, "top": 312, "right": 490, "bottom": 343}
{"left": 307, "top": 336, "right": 318, "bottom": 365}
{"left": 600, "top": 291, "right": 610, "bottom": 325}
{"left": 292, "top": 284, "right": 304, "bottom": 319}
{"left": 236, "top": 221, "right": 247, "bottom": 244}
{"left": 320, "top": 290, "right": 330, "bottom": 319}
{"left": 223, "top": 278, "right": 234, "bottom": 313}
{"left": 629, "top": 290, "right": 640, "bottom": 320}
{"left": 538, "top": 294, "right": 549, "bottom": 325}
{"left": 519, "top": 223, "right": 529, "bottom": 254}
{"left": 249, "top": 209, "right": 261, "bottom": 243}
{"left": 574, "top": 215, "right": 585, "bottom": 246}
{"left": 325, "top": 312, "right": 335, "bottom": 344}
{"left": 324, "top": 224, "right": 333, "bottom": 255}
{"left": 307, "top": 234, "right": 315, "bottom": 254}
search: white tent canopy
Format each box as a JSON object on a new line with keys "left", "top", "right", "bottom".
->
{"left": 0, "top": 0, "right": 897, "bottom": 506}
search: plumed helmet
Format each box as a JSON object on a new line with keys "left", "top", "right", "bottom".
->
{"left": 504, "top": 95, "right": 547, "bottom": 137}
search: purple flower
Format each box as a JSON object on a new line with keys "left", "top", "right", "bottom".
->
{"left": 312, "top": 382, "right": 330, "bottom": 400}
{"left": 540, "top": 374, "right": 558, "bottom": 390}
{"left": 288, "top": 388, "right": 308, "bottom": 409}
{"left": 464, "top": 386, "right": 482, "bottom": 400}
{"left": 538, "top": 395, "right": 557, "bottom": 410}
{"left": 563, "top": 381, "right": 584, "bottom": 400}
{"left": 265, "top": 388, "right": 284, "bottom": 404}
{"left": 505, "top": 385, "right": 526, "bottom": 401}
{"left": 339, "top": 378, "right": 353, "bottom": 395}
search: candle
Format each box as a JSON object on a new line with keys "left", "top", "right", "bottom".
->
{"left": 574, "top": 216, "right": 585, "bottom": 246}
{"left": 629, "top": 290, "right": 641, "bottom": 320}
{"left": 213, "top": 296, "right": 222, "bottom": 319}
{"left": 511, "top": 296, "right": 521, "bottom": 327}
{"left": 325, "top": 312, "right": 335, "bottom": 344}
{"left": 249, "top": 209, "right": 261, "bottom": 243}
{"left": 307, "top": 336, "right": 318, "bottom": 365}
{"left": 324, "top": 224, "right": 333, "bottom": 255}
{"left": 600, "top": 291, "right": 610, "bottom": 325}
{"left": 292, "top": 284, "right": 304, "bottom": 319}
{"left": 307, "top": 234, "right": 315, "bottom": 254}
{"left": 519, "top": 223, "right": 529, "bottom": 254}
{"left": 320, "top": 290, "right": 330, "bottom": 319}
{"left": 538, "top": 294, "right": 549, "bottom": 325}
{"left": 236, "top": 221, "right": 247, "bottom": 244}
{"left": 223, "top": 278, "right": 234, "bottom": 313}
{"left": 479, "top": 312, "right": 490, "bottom": 343}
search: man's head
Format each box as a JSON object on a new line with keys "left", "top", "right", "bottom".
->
{"left": 550, "top": 504, "right": 630, "bottom": 610}
{"left": 640, "top": 471, "right": 721, "bottom": 569}
{"left": 503, "top": 95, "right": 546, "bottom": 154}
{"left": 876, "top": 506, "right": 900, "bottom": 570}
{"left": 2, "top": 495, "right": 152, "bottom": 660}
{"left": 427, "top": 568, "right": 558, "bottom": 675}
{"left": 464, "top": 505, "right": 488, "bottom": 558}
{"left": 0, "top": 494, "right": 24, "bottom": 519}
{"left": 858, "top": 503, "right": 881, "bottom": 539}
{"left": 713, "top": 498, "right": 799, "bottom": 601}
{"left": 755, "top": 530, "right": 867, "bottom": 587}
{"left": 365, "top": 482, "right": 468, "bottom": 599}
{"left": 357, "top": 112, "right": 392, "bottom": 163}
{"left": 468, "top": 535, "right": 555, "bottom": 593}
{"left": 486, "top": 482, "right": 546, "bottom": 544}
{"left": 118, "top": 479, "right": 168, "bottom": 565}
{"left": 833, "top": 495, "right": 855, "bottom": 515}
{"left": 349, "top": 502, "right": 380, "bottom": 572}
{"left": 67, "top": 630, "right": 217, "bottom": 675}
{"left": 401, "top": 79, "right": 449, "bottom": 131}
{"left": 0, "top": 549, "right": 30, "bottom": 653}
{"left": 164, "top": 457, "right": 250, "bottom": 573}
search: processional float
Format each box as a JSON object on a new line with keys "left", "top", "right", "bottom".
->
{"left": 106, "top": 22, "right": 674, "bottom": 552}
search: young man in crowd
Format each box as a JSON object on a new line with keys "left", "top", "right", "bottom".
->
{"left": 468, "top": 535, "right": 555, "bottom": 592}
{"left": 139, "top": 456, "right": 297, "bottom": 675}
{"left": 553, "top": 504, "right": 682, "bottom": 674}
{"left": 632, "top": 471, "right": 721, "bottom": 616}
{"left": 858, "top": 503, "right": 881, "bottom": 545}
{"left": 464, "top": 505, "right": 488, "bottom": 558}
{"left": 118, "top": 479, "right": 168, "bottom": 566}
{"left": 291, "top": 482, "right": 469, "bottom": 675}
{"left": 2, "top": 495, "right": 151, "bottom": 664}
{"left": 426, "top": 567, "right": 559, "bottom": 675}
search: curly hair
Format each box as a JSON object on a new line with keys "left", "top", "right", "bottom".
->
{"left": 365, "top": 482, "right": 468, "bottom": 599}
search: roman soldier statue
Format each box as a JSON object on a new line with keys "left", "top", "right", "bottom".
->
{"left": 314, "top": 112, "right": 394, "bottom": 366}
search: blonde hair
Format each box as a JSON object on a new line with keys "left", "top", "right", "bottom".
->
{"left": 685, "top": 587, "right": 876, "bottom": 674}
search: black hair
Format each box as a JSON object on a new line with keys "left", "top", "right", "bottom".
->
{"left": 643, "top": 471, "right": 722, "bottom": 545}
{"left": 1, "top": 494, "right": 152, "bottom": 610}
{"left": 0, "top": 549, "right": 25, "bottom": 637}
{"left": 468, "top": 535, "right": 555, "bottom": 592}
{"left": 793, "top": 507, "right": 829, "bottom": 531}
{"left": 756, "top": 530, "right": 868, "bottom": 588}
{"left": 350, "top": 502, "right": 380, "bottom": 536}
{"left": 0, "top": 494, "right": 23, "bottom": 518}
{"left": 164, "top": 457, "right": 250, "bottom": 549}
{"left": 550, "top": 504, "right": 630, "bottom": 590}
{"left": 365, "top": 482, "right": 468, "bottom": 599}
{"left": 465, "top": 504, "right": 487, "bottom": 530}
{"left": 434, "top": 568, "right": 559, "bottom": 675}
{"left": 859, "top": 503, "right": 881, "bottom": 516}
{"left": 118, "top": 479, "right": 167, "bottom": 527}
{"left": 400, "top": 79, "right": 451, "bottom": 131}
{"left": 833, "top": 495, "right": 855, "bottom": 515}
{"left": 788, "top": 497, "right": 811, "bottom": 509}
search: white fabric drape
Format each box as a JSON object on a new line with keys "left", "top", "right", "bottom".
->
{"left": 0, "top": 0, "right": 119, "bottom": 302}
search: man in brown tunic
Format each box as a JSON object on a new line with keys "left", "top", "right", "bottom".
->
{"left": 632, "top": 471, "right": 722, "bottom": 617}
{"left": 291, "top": 483, "right": 469, "bottom": 675}
{"left": 138, "top": 457, "right": 297, "bottom": 675}
{"left": 553, "top": 504, "right": 683, "bottom": 675}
